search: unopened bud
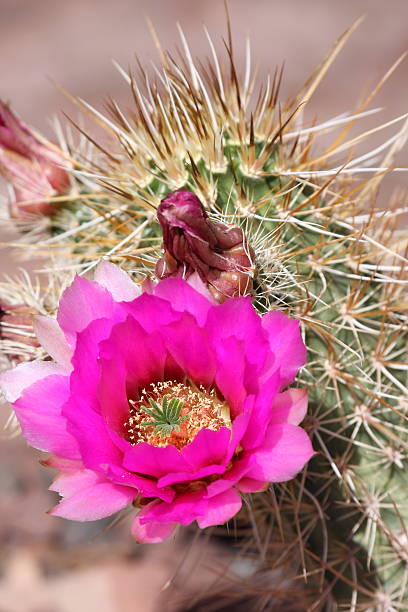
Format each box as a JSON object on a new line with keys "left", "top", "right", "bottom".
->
{"left": 0, "top": 101, "right": 70, "bottom": 217}
{"left": 155, "top": 190, "right": 254, "bottom": 303}
{"left": 0, "top": 301, "right": 39, "bottom": 361}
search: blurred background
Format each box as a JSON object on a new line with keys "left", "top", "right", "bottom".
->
{"left": 1, "top": 1, "right": 407, "bottom": 610}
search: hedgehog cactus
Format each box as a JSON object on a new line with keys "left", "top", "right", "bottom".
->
{"left": 1, "top": 18, "right": 408, "bottom": 611}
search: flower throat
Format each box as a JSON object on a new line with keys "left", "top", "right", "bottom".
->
{"left": 124, "top": 381, "right": 230, "bottom": 450}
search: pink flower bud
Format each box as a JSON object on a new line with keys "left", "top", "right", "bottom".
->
{"left": 0, "top": 102, "right": 70, "bottom": 217}
{"left": 0, "top": 301, "right": 39, "bottom": 360}
{"left": 155, "top": 190, "right": 254, "bottom": 303}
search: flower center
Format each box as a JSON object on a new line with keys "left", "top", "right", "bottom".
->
{"left": 124, "top": 381, "right": 231, "bottom": 450}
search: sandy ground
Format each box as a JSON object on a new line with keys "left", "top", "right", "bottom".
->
{"left": 0, "top": 2, "right": 407, "bottom": 611}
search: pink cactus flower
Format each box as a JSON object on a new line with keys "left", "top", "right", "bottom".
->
{"left": 0, "top": 101, "right": 70, "bottom": 217}
{"left": 0, "top": 263, "right": 314, "bottom": 543}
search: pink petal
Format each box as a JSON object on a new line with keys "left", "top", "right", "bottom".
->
{"left": 157, "top": 464, "right": 226, "bottom": 488}
{"left": 181, "top": 427, "right": 231, "bottom": 469}
{"left": 206, "top": 297, "right": 268, "bottom": 391}
{"left": 213, "top": 336, "right": 247, "bottom": 417}
{"left": 246, "top": 423, "right": 315, "bottom": 483}
{"left": 140, "top": 490, "right": 206, "bottom": 525}
{"left": 205, "top": 456, "right": 251, "bottom": 498}
{"left": 0, "top": 360, "right": 66, "bottom": 403}
{"left": 94, "top": 261, "right": 141, "bottom": 302}
{"left": 123, "top": 442, "right": 192, "bottom": 478}
{"left": 50, "top": 467, "right": 102, "bottom": 496}
{"left": 270, "top": 388, "right": 308, "bottom": 426}
{"left": 33, "top": 315, "right": 73, "bottom": 370}
{"left": 13, "top": 374, "right": 80, "bottom": 459}
{"left": 50, "top": 481, "right": 135, "bottom": 521}
{"left": 261, "top": 311, "right": 306, "bottom": 387}
{"left": 160, "top": 313, "right": 216, "bottom": 387}
{"left": 122, "top": 293, "right": 178, "bottom": 333}
{"left": 131, "top": 503, "right": 177, "bottom": 543}
{"left": 185, "top": 272, "right": 217, "bottom": 303}
{"left": 196, "top": 489, "right": 242, "bottom": 529}
{"left": 153, "top": 277, "right": 212, "bottom": 325}
{"left": 98, "top": 316, "right": 166, "bottom": 403}
{"left": 241, "top": 372, "right": 281, "bottom": 450}
{"left": 103, "top": 464, "right": 175, "bottom": 502}
{"left": 141, "top": 488, "right": 242, "bottom": 529}
{"left": 57, "top": 275, "right": 115, "bottom": 347}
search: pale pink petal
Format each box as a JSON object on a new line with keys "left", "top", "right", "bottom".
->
{"left": 196, "top": 489, "right": 242, "bottom": 528}
{"left": 50, "top": 468, "right": 102, "bottom": 496}
{"left": 246, "top": 423, "right": 315, "bottom": 483}
{"left": 132, "top": 503, "right": 177, "bottom": 543}
{"left": 0, "top": 360, "right": 66, "bottom": 403}
{"left": 261, "top": 311, "right": 306, "bottom": 387}
{"left": 13, "top": 374, "right": 80, "bottom": 459}
{"left": 185, "top": 272, "right": 216, "bottom": 303}
{"left": 33, "top": 315, "right": 73, "bottom": 370}
{"left": 153, "top": 277, "right": 213, "bottom": 325}
{"left": 57, "top": 276, "right": 115, "bottom": 347}
{"left": 270, "top": 389, "right": 308, "bottom": 426}
{"left": 94, "top": 261, "right": 141, "bottom": 302}
{"left": 50, "top": 481, "right": 135, "bottom": 521}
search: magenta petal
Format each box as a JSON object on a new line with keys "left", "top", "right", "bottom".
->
{"left": 140, "top": 490, "right": 206, "bottom": 525}
{"left": 33, "top": 316, "right": 73, "bottom": 370}
{"left": 122, "top": 293, "right": 178, "bottom": 334}
{"left": 160, "top": 314, "right": 216, "bottom": 387}
{"left": 103, "top": 464, "right": 175, "bottom": 502}
{"left": 241, "top": 372, "right": 281, "bottom": 450}
{"left": 57, "top": 276, "right": 115, "bottom": 347}
{"left": 196, "top": 489, "right": 242, "bottom": 528}
{"left": 206, "top": 298, "right": 268, "bottom": 391}
{"left": 13, "top": 374, "right": 80, "bottom": 459}
{"left": 246, "top": 423, "right": 315, "bottom": 483}
{"left": 132, "top": 503, "right": 177, "bottom": 543}
{"left": 181, "top": 427, "right": 231, "bottom": 469}
{"left": 0, "top": 360, "right": 67, "bottom": 403}
{"left": 123, "top": 442, "right": 192, "bottom": 478}
{"left": 205, "top": 456, "right": 251, "bottom": 498}
{"left": 153, "top": 277, "right": 212, "bottom": 325}
{"left": 94, "top": 261, "right": 141, "bottom": 301}
{"left": 157, "top": 464, "right": 226, "bottom": 488}
{"left": 261, "top": 311, "right": 306, "bottom": 387}
{"left": 270, "top": 389, "right": 308, "bottom": 426}
{"left": 213, "top": 336, "right": 247, "bottom": 417}
{"left": 98, "top": 316, "right": 166, "bottom": 398}
{"left": 50, "top": 481, "right": 135, "bottom": 521}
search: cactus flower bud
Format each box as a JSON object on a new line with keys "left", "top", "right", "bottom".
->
{"left": 155, "top": 190, "right": 254, "bottom": 302}
{"left": 0, "top": 301, "right": 39, "bottom": 360}
{"left": 0, "top": 102, "right": 70, "bottom": 217}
